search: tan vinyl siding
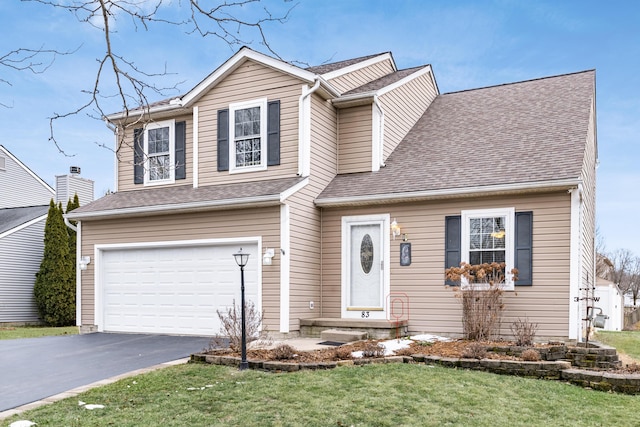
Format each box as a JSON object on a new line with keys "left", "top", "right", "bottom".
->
{"left": 285, "top": 94, "right": 338, "bottom": 331}
{"left": 337, "top": 105, "right": 373, "bottom": 174}
{"left": 117, "top": 114, "right": 193, "bottom": 192}
{"left": 197, "top": 60, "right": 302, "bottom": 186}
{"left": 320, "top": 192, "right": 573, "bottom": 339}
{"left": 327, "top": 59, "right": 396, "bottom": 94}
{"left": 379, "top": 71, "right": 438, "bottom": 159}
{"left": 78, "top": 207, "right": 281, "bottom": 330}
{"left": 579, "top": 99, "right": 598, "bottom": 322}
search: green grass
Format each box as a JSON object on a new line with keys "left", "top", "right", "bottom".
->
{"left": 5, "top": 363, "right": 639, "bottom": 427}
{"left": 0, "top": 325, "right": 78, "bottom": 340}
{"left": 595, "top": 330, "right": 640, "bottom": 361}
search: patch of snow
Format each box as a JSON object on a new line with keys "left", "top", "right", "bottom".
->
{"left": 410, "top": 334, "right": 452, "bottom": 342}
{"left": 9, "top": 421, "right": 37, "bottom": 427}
{"left": 84, "top": 404, "right": 105, "bottom": 410}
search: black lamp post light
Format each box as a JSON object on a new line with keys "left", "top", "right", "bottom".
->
{"left": 233, "top": 248, "right": 250, "bottom": 370}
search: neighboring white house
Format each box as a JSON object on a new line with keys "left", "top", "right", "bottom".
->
{"left": 0, "top": 145, "right": 94, "bottom": 323}
{"left": 594, "top": 277, "right": 625, "bottom": 331}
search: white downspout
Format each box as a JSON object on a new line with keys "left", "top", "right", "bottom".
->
{"left": 298, "top": 79, "right": 321, "bottom": 177}
{"left": 569, "top": 184, "right": 584, "bottom": 341}
{"left": 373, "top": 95, "right": 386, "bottom": 170}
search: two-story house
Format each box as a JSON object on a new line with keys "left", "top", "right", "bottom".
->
{"left": 67, "top": 47, "right": 597, "bottom": 341}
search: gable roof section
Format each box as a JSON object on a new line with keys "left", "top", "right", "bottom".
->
{"left": 316, "top": 70, "right": 595, "bottom": 206}
{"left": 0, "top": 205, "right": 49, "bottom": 237}
{"left": 67, "top": 177, "right": 307, "bottom": 220}
{"left": 0, "top": 145, "right": 55, "bottom": 195}
{"left": 306, "top": 52, "right": 392, "bottom": 75}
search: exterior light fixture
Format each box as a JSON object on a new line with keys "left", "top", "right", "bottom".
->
{"left": 79, "top": 256, "right": 91, "bottom": 270}
{"left": 391, "top": 218, "right": 401, "bottom": 240}
{"left": 233, "top": 248, "right": 250, "bottom": 370}
{"left": 263, "top": 248, "right": 275, "bottom": 265}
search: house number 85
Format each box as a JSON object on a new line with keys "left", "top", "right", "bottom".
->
{"left": 361, "top": 311, "right": 370, "bottom": 318}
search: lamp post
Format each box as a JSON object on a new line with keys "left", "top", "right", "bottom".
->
{"left": 233, "top": 249, "right": 250, "bottom": 370}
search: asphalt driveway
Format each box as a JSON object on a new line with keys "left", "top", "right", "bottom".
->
{"left": 0, "top": 333, "right": 212, "bottom": 412}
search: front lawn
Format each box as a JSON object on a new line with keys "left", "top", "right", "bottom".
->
{"left": 595, "top": 330, "right": 640, "bottom": 361}
{"left": 0, "top": 325, "right": 78, "bottom": 340}
{"left": 5, "top": 363, "right": 638, "bottom": 426}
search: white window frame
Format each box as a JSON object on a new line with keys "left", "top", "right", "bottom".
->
{"left": 144, "top": 119, "right": 175, "bottom": 186}
{"left": 229, "top": 98, "right": 268, "bottom": 174}
{"left": 461, "top": 207, "right": 515, "bottom": 290}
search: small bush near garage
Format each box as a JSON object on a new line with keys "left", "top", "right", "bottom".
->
{"left": 211, "top": 300, "right": 268, "bottom": 351}
{"left": 33, "top": 200, "right": 75, "bottom": 326}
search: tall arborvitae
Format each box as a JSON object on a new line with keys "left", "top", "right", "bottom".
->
{"left": 34, "top": 200, "right": 75, "bottom": 326}
{"left": 66, "top": 193, "right": 80, "bottom": 270}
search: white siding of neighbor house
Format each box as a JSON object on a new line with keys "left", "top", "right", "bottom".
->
{"left": 0, "top": 147, "right": 54, "bottom": 209}
{"left": 0, "top": 217, "right": 46, "bottom": 323}
{"left": 56, "top": 174, "right": 95, "bottom": 207}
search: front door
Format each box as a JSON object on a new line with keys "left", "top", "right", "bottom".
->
{"left": 342, "top": 215, "right": 390, "bottom": 319}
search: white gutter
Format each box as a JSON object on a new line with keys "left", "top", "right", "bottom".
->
{"left": 66, "top": 195, "right": 282, "bottom": 221}
{"left": 63, "top": 216, "right": 78, "bottom": 232}
{"left": 298, "top": 79, "right": 322, "bottom": 177}
{"left": 316, "top": 178, "right": 582, "bottom": 207}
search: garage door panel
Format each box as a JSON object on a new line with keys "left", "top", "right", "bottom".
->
{"left": 101, "top": 243, "right": 259, "bottom": 336}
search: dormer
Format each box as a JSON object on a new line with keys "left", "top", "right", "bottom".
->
{"left": 332, "top": 65, "right": 439, "bottom": 174}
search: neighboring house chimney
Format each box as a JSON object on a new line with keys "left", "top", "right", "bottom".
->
{"left": 56, "top": 168, "right": 94, "bottom": 206}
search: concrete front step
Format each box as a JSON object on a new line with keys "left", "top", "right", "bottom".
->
{"left": 320, "top": 329, "right": 367, "bottom": 343}
{"left": 300, "top": 318, "right": 408, "bottom": 339}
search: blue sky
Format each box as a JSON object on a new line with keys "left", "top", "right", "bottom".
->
{"left": 0, "top": 0, "right": 638, "bottom": 256}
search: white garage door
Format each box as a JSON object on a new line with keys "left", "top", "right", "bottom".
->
{"left": 100, "top": 243, "right": 259, "bottom": 336}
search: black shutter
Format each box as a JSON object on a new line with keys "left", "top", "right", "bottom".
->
{"left": 267, "top": 100, "right": 280, "bottom": 166}
{"left": 514, "top": 211, "right": 533, "bottom": 286}
{"left": 175, "top": 121, "right": 186, "bottom": 180}
{"left": 217, "top": 109, "right": 229, "bottom": 171}
{"left": 445, "top": 215, "right": 462, "bottom": 286}
{"left": 133, "top": 128, "right": 143, "bottom": 184}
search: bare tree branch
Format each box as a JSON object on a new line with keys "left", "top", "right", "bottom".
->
{"left": 19, "top": 0, "right": 296, "bottom": 161}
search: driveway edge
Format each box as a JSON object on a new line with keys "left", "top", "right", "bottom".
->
{"left": 0, "top": 358, "right": 189, "bottom": 420}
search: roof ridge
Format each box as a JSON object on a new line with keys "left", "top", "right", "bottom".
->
{"left": 306, "top": 52, "right": 390, "bottom": 71}
{"left": 443, "top": 69, "right": 595, "bottom": 96}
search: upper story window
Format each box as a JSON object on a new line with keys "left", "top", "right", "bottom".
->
{"left": 229, "top": 98, "right": 268, "bottom": 173}
{"left": 217, "top": 99, "right": 280, "bottom": 173}
{"left": 133, "top": 120, "right": 186, "bottom": 186}
{"left": 144, "top": 120, "right": 175, "bottom": 184}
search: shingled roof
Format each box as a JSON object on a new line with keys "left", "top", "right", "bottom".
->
{"left": 316, "top": 70, "right": 595, "bottom": 205}
{"left": 0, "top": 205, "right": 49, "bottom": 235}
{"left": 344, "top": 66, "right": 425, "bottom": 95}
{"left": 68, "top": 177, "right": 306, "bottom": 219}
{"left": 305, "top": 53, "right": 388, "bottom": 75}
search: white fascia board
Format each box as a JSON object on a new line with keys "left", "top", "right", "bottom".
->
{"left": 0, "top": 146, "right": 55, "bottom": 195}
{"left": 315, "top": 178, "right": 582, "bottom": 207}
{"left": 179, "top": 47, "right": 316, "bottom": 108}
{"left": 0, "top": 214, "right": 47, "bottom": 239}
{"left": 105, "top": 102, "right": 185, "bottom": 122}
{"left": 321, "top": 53, "right": 396, "bottom": 81}
{"left": 65, "top": 195, "right": 282, "bottom": 221}
{"left": 280, "top": 177, "right": 309, "bottom": 202}
{"left": 377, "top": 65, "right": 439, "bottom": 96}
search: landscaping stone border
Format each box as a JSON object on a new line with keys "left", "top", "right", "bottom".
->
{"left": 190, "top": 349, "right": 640, "bottom": 395}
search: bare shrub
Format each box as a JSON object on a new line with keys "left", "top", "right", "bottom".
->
{"left": 446, "top": 262, "right": 518, "bottom": 341}
{"left": 520, "top": 348, "right": 541, "bottom": 361}
{"left": 209, "top": 299, "right": 268, "bottom": 351}
{"left": 510, "top": 317, "right": 539, "bottom": 346}
{"left": 272, "top": 344, "right": 296, "bottom": 360}
{"left": 361, "top": 342, "right": 385, "bottom": 358}
{"left": 462, "top": 342, "right": 487, "bottom": 359}
{"left": 333, "top": 346, "right": 355, "bottom": 360}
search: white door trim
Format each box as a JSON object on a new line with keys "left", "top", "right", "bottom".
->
{"left": 341, "top": 214, "right": 390, "bottom": 319}
{"left": 94, "top": 236, "right": 262, "bottom": 333}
